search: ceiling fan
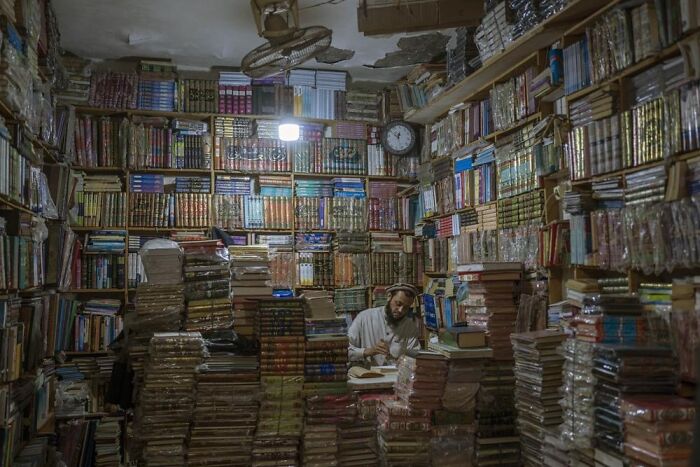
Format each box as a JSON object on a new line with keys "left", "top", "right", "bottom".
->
{"left": 241, "top": 0, "right": 333, "bottom": 78}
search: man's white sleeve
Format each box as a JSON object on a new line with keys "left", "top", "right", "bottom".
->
{"left": 348, "top": 314, "right": 366, "bottom": 362}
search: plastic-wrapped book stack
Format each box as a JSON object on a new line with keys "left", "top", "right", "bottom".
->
{"left": 136, "top": 332, "right": 205, "bottom": 467}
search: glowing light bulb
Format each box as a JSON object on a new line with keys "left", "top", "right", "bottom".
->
{"left": 278, "top": 122, "right": 300, "bottom": 141}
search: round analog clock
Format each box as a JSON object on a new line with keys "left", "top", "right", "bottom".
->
{"left": 382, "top": 120, "right": 416, "bottom": 155}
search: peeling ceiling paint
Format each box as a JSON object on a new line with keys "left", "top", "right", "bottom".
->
{"left": 52, "top": 0, "right": 453, "bottom": 82}
{"left": 371, "top": 33, "right": 450, "bottom": 68}
{"left": 315, "top": 46, "right": 355, "bottom": 64}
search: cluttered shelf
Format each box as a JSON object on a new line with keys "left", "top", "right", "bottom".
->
{"left": 563, "top": 42, "right": 682, "bottom": 104}
{"left": 73, "top": 105, "right": 382, "bottom": 127}
{"left": 570, "top": 149, "right": 700, "bottom": 186}
{"left": 403, "top": 0, "right": 611, "bottom": 124}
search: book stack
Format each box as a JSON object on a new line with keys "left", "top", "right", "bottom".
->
{"left": 490, "top": 67, "right": 537, "bottom": 131}
{"left": 334, "top": 253, "right": 369, "bottom": 288}
{"left": 447, "top": 26, "right": 479, "bottom": 86}
{"left": 563, "top": 38, "right": 592, "bottom": 96}
{"left": 334, "top": 287, "right": 368, "bottom": 313}
{"left": 259, "top": 298, "right": 306, "bottom": 375}
{"left": 175, "top": 176, "right": 210, "bottom": 193}
{"left": 138, "top": 76, "right": 176, "bottom": 112}
{"left": 84, "top": 229, "right": 126, "bottom": 253}
{"left": 593, "top": 345, "right": 678, "bottom": 455}
{"left": 71, "top": 299, "right": 123, "bottom": 352}
{"left": 56, "top": 419, "right": 98, "bottom": 466}
{"left": 73, "top": 115, "right": 127, "bottom": 168}
{"left": 377, "top": 398, "right": 433, "bottom": 466}
{"left": 215, "top": 136, "right": 290, "bottom": 173}
{"left": 136, "top": 332, "right": 205, "bottom": 466}
{"left": 178, "top": 78, "right": 218, "bottom": 113}
{"left": 127, "top": 282, "right": 185, "bottom": 380}
{"left": 218, "top": 71, "right": 252, "bottom": 114}
{"left": 456, "top": 263, "right": 521, "bottom": 359}
{"left": 213, "top": 175, "right": 251, "bottom": 230}
{"left": 181, "top": 240, "right": 232, "bottom": 332}
{"left": 368, "top": 181, "right": 398, "bottom": 231}
{"left": 621, "top": 395, "right": 695, "bottom": 466}
{"left": 302, "top": 306, "right": 352, "bottom": 465}
{"left": 511, "top": 330, "right": 566, "bottom": 465}
{"left": 229, "top": 245, "right": 273, "bottom": 297}
{"left": 93, "top": 416, "right": 122, "bottom": 467}
{"left": 56, "top": 54, "right": 91, "bottom": 105}
{"left": 254, "top": 375, "right": 304, "bottom": 465}
{"left": 559, "top": 337, "right": 596, "bottom": 455}
{"left": 345, "top": 90, "right": 381, "bottom": 123}
{"left": 188, "top": 332, "right": 260, "bottom": 467}
{"left": 624, "top": 165, "right": 667, "bottom": 206}
{"left": 497, "top": 190, "right": 544, "bottom": 229}
{"left": 304, "top": 318, "right": 349, "bottom": 394}
{"left": 474, "top": 1, "right": 514, "bottom": 62}
{"left": 337, "top": 412, "right": 380, "bottom": 466}
{"left": 87, "top": 71, "right": 138, "bottom": 109}
{"left": 542, "top": 429, "right": 569, "bottom": 467}
{"left": 74, "top": 174, "right": 126, "bottom": 227}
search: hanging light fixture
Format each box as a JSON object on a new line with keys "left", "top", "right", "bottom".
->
{"left": 278, "top": 120, "right": 300, "bottom": 141}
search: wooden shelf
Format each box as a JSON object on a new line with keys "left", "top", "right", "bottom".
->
{"left": 73, "top": 166, "right": 126, "bottom": 173}
{"left": 484, "top": 113, "right": 542, "bottom": 141}
{"left": 62, "top": 351, "right": 111, "bottom": 356}
{"left": 74, "top": 105, "right": 363, "bottom": 127}
{"left": 133, "top": 168, "right": 211, "bottom": 174}
{"left": 81, "top": 251, "right": 126, "bottom": 256}
{"left": 403, "top": 0, "right": 611, "bottom": 124}
{"left": 0, "top": 196, "right": 40, "bottom": 217}
{"left": 127, "top": 227, "right": 208, "bottom": 232}
{"left": 214, "top": 170, "right": 293, "bottom": 177}
{"left": 55, "top": 412, "right": 109, "bottom": 421}
{"left": 569, "top": 149, "right": 700, "bottom": 186}
{"left": 564, "top": 43, "right": 681, "bottom": 104}
{"left": 64, "top": 289, "right": 126, "bottom": 293}
{"left": 227, "top": 228, "right": 293, "bottom": 233}
{"left": 70, "top": 226, "right": 126, "bottom": 231}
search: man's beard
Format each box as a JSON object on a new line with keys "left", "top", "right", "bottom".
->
{"left": 385, "top": 304, "right": 403, "bottom": 325}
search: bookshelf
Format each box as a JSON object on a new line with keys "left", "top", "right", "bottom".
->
{"left": 65, "top": 102, "right": 420, "bottom": 307}
{"left": 403, "top": 0, "right": 700, "bottom": 357}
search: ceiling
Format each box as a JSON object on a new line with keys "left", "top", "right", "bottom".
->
{"left": 52, "top": 0, "right": 452, "bottom": 83}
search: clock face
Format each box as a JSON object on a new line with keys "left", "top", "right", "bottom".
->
{"left": 383, "top": 121, "right": 416, "bottom": 155}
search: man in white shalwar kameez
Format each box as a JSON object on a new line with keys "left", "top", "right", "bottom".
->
{"left": 347, "top": 283, "right": 421, "bottom": 367}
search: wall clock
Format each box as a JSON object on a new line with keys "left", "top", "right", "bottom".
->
{"left": 382, "top": 120, "right": 417, "bottom": 155}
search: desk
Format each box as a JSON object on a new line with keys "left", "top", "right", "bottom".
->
{"left": 347, "top": 373, "right": 397, "bottom": 391}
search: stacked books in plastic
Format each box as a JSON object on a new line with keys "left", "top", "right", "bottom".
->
{"left": 335, "top": 393, "right": 388, "bottom": 466}
{"left": 188, "top": 330, "right": 260, "bottom": 467}
{"left": 254, "top": 375, "right": 304, "bottom": 466}
{"left": 138, "top": 238, "right": 183, "bottom": 285}
{"left": 433, "top": 351, "right": 486, "bottom": 466}
{"left": 136, "top": 332, "right": 205, "bottom": 467}
{"left": 542, "top": 428, "right": 569, "bottom": 467}
{"left": 457, "top": 262, "right": 521, "bottom": 465}
{"left": 621, "top": 395, "right": 695, "bottom": 466}
{"left": 180, "top": 240, "right": 232, "bottom": 332}
{"left": 511, "top": 330, "right": 567, "bottom": 465}
{"left": 558, "top": 337, "right": 596, "bottom": 455}
{"left": 593, "top": 344, "right": 678, "bottom": 456}
{"left": 229, "top": 245, "right": 273, "bottom": 297}
{"left": 377, "top": 398, "right": 433, "bottom": 466}
{"left": 127, "top": 282, "right": 185, "bottom": 381}
{"left": 302, "top": 394, "right": 355, "bottom": 467}
{"left": 94, "top": 416, "right": 122, "bottom": 467}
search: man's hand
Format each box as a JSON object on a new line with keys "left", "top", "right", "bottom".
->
{"left": 364, "top": 340, "right": 389, "bottom": 357}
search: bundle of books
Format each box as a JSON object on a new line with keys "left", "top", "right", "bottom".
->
{"left": 93, "top": 416, "right": 122, "bottom": 467}
{"left": 475, "top": 1, "right": 514, "bottom": 62}
{"left": 214, "top": 136, "right": 291, "bottom": 173}
{"left": 302, "top": 393, "right": 356, "bottom": 466}
{"left": 136, "top": 332, "right": 205, "bottom": 466}
{"left": 229, "top": 245, "right": 273, "bottom": 297}
{"left": 188, "top": 334, "right": 260, "bottom": 467}
{"left": 377, "top": 399, "right": 432, "bottom": 465}
{"left": 334, "top": 287, "right": 368, "bottom": 314}
{"left": 56, "top": 53, "right": 91, "bottom": 105}
{"left": 336, "top": 417, "right": 379, "bottom": 466}
{"left": 178, "top": 78, "right": 218, "bottom": 113}
{"left": 87, "top": 71, "right": 138, "bottom": 109}
{"left": 254, "top": 375, "right": 304, "bottom": 465}
{"left": 259, "top": 298, "right": 305, "bottom": 375}
{"left": 621, "top": 395, "right": 695, "bottom": 466}
{"left": 304, "top": 319, "right": 349, "bottom": 395}
{"left": 127, "top": 283, "right": 185, "bottom": 380}
{"left": 181, "top": 240, "right": 231, "bottom": 332}
{"left": 511, "top": 330, "right": 566, "bottom": 465}
{"left": 559, "top": 337, "right": 596, "bottom": 454}
{"left": 475, "top": 362, "right": 520, "bottom": 465}
{"left": 593, "top": 345, "right": 678, "bottom": 455}
{"left": 457, "top": 262, "right": 521, "bottom": 359}
{"left": 73, "top": 117, "right": 127, "bottom": 168}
